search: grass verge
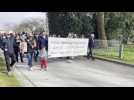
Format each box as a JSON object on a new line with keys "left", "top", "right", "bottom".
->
{"left": 0, "top": 57, "right": 20, "bottom": 87}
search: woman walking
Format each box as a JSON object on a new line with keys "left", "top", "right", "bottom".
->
{"left": 38, "top": 32, "right": 48, "bottom": 71}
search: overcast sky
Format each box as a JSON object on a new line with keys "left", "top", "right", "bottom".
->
{"left": 0, "top": 12, "right": 47, "bottom": 29}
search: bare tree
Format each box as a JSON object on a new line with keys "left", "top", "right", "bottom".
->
{"left": 13, "top": 17, "right": 48, "bottom": 33}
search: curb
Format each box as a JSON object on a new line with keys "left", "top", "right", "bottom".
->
{"left": 95, "top": 56, "right": 134, "bottom": 67}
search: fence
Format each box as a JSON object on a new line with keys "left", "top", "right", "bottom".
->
{"left": 93, "top": 40, "right": 121, "bottom": 59}
{"left": 94, "top": 39, "right": 134, "bottom": 64}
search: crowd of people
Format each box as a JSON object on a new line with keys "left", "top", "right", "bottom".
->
{"left": 0, "top": 31, "right": 48, "bottom": 76}
{"left": 0, "top": 30, "right": 95, "bottom": 76}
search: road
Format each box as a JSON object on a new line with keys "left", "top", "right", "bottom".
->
{"left": 15, "top": 57, "right": 134, "bottom": 87}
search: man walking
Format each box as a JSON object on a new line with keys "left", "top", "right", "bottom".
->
{"left": 87, "top": 33, "right": 95, "bottom": 60}
{"left": 26, "top": 32, "right": 36, "bottom": 71}
{"left": 1, "top": 31, "right": 16, "bottom": 76}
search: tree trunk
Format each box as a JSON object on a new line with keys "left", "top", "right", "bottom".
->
{"left": 96, "top": 12, "right": 108, "bottom": 48}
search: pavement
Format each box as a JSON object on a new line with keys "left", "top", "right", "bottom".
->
{"left": 14, "top": 57, "right": 134, "bottom": 87}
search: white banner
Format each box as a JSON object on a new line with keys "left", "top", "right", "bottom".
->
{"left": 48, "top": 37, "right": 89, "bottom": 58}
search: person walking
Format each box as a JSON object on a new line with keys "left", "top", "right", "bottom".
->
{"left": 87, "top": 33, "right": 95, "bottom": 60}
{"left": 14, "top": 34, "right": 21, "bottom": 63}
{"left": 26, "top": 33, "right": 36, "bottom": 71}
{"left": 1, "top": 31, "right": 16, "bottom": 76}
{"left": 38, "top": 32, "right": 48, "bottom": 71}
{"left": 19, "top": 38, "right": 26, "bottom": 63}
{"left": 33, "top": 33, "right": 39, "bottom": 62}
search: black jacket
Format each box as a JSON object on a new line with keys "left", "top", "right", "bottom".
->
{"left": 2, "top": 36, "right": 16, "bottom": 55}
{"left": 14, "top": 38, "right": 20, "bottom": 52}
{"left": 26, "top": 37, "right": 35, "bottom": 53}
{"left": 88, "top": 37, "right": 94, "bottom": 48}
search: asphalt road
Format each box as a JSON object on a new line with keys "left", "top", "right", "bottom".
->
{"left": 15, "top": 58, "right": 134, "bottom": 87}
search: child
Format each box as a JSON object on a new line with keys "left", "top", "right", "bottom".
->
{"left": 39, "top": 47, "right": 48, "bottom": 71}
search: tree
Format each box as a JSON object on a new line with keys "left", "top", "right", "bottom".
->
{"left": 48, "top": 12, "right": 95, "bottom": 37}
{"left": 14, "top": 18, "right": 47, "bottom": 33}
{"left": 80, "top": 15, "right": 94, "bottom": 36}
{"left": 48, "top": 12, "right": 65, "bottom": 36}
{"left": 96, "top": 12, "right": 108, "bottom": 47}
{"left": 105, "top": 12, "right": 134, "bottom": 43}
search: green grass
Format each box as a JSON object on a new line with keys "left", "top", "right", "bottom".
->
{"left": 0, "top": 73, "right": 20, "bottom": 87}
{"left": 121, "top": 45, "right": 134, "bottom": 64}
{"left": 0, "top": 57, "right": 20, "bottom": 87}
{"left": 94, "top": 45, "right": 134, "bottom": 64}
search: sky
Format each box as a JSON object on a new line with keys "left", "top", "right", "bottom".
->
{"left": 0, "top": 12, "right": 47, "bottom": 30}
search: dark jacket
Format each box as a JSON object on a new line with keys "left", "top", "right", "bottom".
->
{"left": 34, "top": 36, "right": 38, "bottom": 50}
{"left": 0, "top": 36, "right": 3, "bottom": 48}
{"left": 26, "top": 37, "right": 35, "bottom": 53}
{"left": 45, "top": 36, "right": 48, "bottom": 51}
{"left": 2, "top": 36, "right": 16, "bottom": 55}
{"left": 14, "top": 38, "right": 20, "bottom": 52}
{"left": 38, "top": 36, "right": 48, "bottom": 51}
{"left": 88, "top": 37, "right": 94, "bottom": 48}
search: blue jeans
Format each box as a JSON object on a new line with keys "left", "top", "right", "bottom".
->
{"left": 34, "top": 50, "right": 39, "bottom": 62}
{"left": 27, "top": 52, "right": 33, "bottom": 67}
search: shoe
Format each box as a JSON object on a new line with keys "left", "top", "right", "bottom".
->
{"left": 28, "top": 67, "right": 33, "bottom": 71}
{"left": 41, "top": 69, "right": 44, "bottom": 71}
{"left": 87, "top": 56, "right": 90, "bottom": 59}
{"left": 92, "top": 57, "right": 95, "bottom": 60}
{"left": 12, "top": 64, "right": 16, "bottom": 72}
{"left": 7, "top": 71, "right": 12, "bottom": 76}
{"left": 44, "top": 68, "right": 47, "bottom": 71}
{"left": 30, "top": 67, "right": 33, "bottom": 71}
{"left": 40, "top": 67, "right": 43, "bottom": 71}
